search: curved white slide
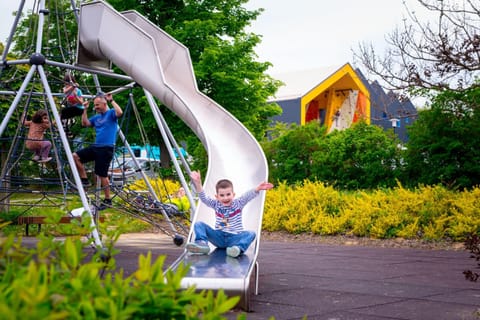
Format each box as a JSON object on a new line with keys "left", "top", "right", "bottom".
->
{"left": 79, "top": 1, "right": 268, "bottom": 310}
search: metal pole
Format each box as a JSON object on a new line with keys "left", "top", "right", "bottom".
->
{"left": 35, "top": 0, "right": 46, "bottom": 54}
{"left": 144, "top": 90, "right": 196, "bottom": 214}
{"left": 37, "top": 64, "right": 103, "bottom": 248}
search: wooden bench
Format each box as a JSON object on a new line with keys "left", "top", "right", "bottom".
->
{"left": 17, "top": 216, "right": 105, "bottom": 236}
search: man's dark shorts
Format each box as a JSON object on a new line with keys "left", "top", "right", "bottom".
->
{"left": 76, "top": 145, "right": 114, "bottom": 178}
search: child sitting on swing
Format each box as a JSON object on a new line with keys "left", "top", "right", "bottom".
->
{"left": 22, "top": 109, "right": 52, "bottom": 163}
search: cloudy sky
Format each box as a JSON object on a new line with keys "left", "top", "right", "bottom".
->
{"left": 244, "top": 0, "right": 432, "bottom": 74}
{"left": 1, "top": 0, "right": 429, "bottom": 74}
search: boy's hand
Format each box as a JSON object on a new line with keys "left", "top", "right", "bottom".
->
{"left": 256, "top": 182, "right": 274, "bottom": 192}
{"left": 190, "top": 170, "right": 201, "bottom": 183}
{"left": 190, "top": 170, "right": 203, "bottom": 192}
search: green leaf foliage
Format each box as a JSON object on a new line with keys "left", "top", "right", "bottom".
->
{"left": 3, "top": 0, "right": 282, "bottom": 174}
{"left": 263, "top": 121, "right": 403, "bottom": 189}
{"left": 0, "top": 233, "right": 241, "bottom": 319}
{"left": 106, "top": 0, "right": 282, "bottom": 168}
{"left": 403, "top": 87, "right": 480, "bottom": 189}
{"left": 262, "top": 122, "right": 325, "bottom": 183}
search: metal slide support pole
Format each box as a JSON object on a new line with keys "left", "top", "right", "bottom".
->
{"left": 37, "top": 65, "right": 103, "bottom": 248}
{"left": 144, "top": 90, "right": 197, "bottom": 215}
{"left": 153, "top": 102, "right": 193, "bottom": 176}
{"left": 152, "top": 104, "right": 197, "bottom": 219}
{"left": 116, "top": 129, "right": 165, "bottom": 195}
{"left": 115, "top": 130, "right": 180, "bottom": 236}
{"left": 255, "top": 261, "right": 259, "bottom": 295}
{"left": 92, "top": 74, "right": 102, "bottom": 94}
{"left": 152, "top": 98, "right": 194, "bottom": 177}
{"left": 116, "top": 130, "right": 142, "bottom": 164}
{"left": 47, "top": 60, "right": 133, "bottom": 82}
{"left": 115, "top": 93, "right": 184, "bottom": 234}
{"left": 108, "top": 82, "right": 136, "bottom": 95}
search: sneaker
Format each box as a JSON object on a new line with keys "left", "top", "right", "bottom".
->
{"left": 37, "top": 157, "right": 52, "bottom": 163}
{"left": 97, "top": 198, "right": 112, "bottom": 211}
{"left": 226, "top": 246, "right": 241, "bottom": 258}
{"left": 32, "top": 155, "right": 40, "bottom": 162}
{"left": 81, "top": 178, "right": 92, "bottom": 187}
{"left": 186, "top": 241, "right": 210, "bottom": 254}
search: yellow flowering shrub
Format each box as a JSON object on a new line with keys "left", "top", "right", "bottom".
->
{"left": 311, "top": 210, "right": 350, "bottom": 235}
{"left": 262, "top": 181, "right": 480, "bottom": 241}
{"left": 264, "top": 180, "right": 346, "bottom": 234}
{"left": 422, "top": 214, "right": 452, "bottom": 240}
{"left": 128, "top": 178, "right": 181, "bottom": 202}
{"left": 447, "top": 188, "right": 480, "bottom": 240}
{"left": 113, "top": 179, "right": 480, "bottom": 241}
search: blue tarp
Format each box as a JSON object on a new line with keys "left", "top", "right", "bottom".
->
{"left": 118, "top": 144, "right": 187, "bottom": 159}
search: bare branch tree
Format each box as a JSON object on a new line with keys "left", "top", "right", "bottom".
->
{"left": 354, "top": 0, "right": 479, "bottom": 95}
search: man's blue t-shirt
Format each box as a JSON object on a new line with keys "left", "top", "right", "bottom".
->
{"left": 89, "top": 109, "right": 118, "bottom": 146}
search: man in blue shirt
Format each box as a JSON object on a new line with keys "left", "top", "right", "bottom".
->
{"left": 73, "top": 92, "right": 123, "bottom": 209}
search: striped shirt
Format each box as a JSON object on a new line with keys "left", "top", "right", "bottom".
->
{"left": 198, "top": 189, "right": 259, "bottom": 233}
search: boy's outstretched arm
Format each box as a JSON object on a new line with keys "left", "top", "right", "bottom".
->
{"left": 255, "top": 182, "right": 274, "bottom": 192}
{"left": 190, "top": 170, "right": 204, "bottom": 193}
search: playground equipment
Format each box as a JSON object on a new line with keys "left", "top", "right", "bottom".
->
{"left": 2, "top": 0, "right": 269, "bottom": 310}
{"left": 78, "top": 2, "right": 268, "bottom": 309}
{"left": 0, "top": 0, "right": 194, "bottom": 250}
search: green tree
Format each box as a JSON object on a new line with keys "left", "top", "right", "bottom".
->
{"left": 263, "top": 122, "right": 326, "bottom": 184}
{"left": 106, "top": 0, "right": 282, "bottom": 163}
{"left": 264, "top": 121, "right": 403, "bottom": 189}
{"left": 311, "top": 122, "right": 403, "bottom": 189}
{"left": 353, "top": 0, "right": 480, "bottom": 190}
{"left": 3, "top": 0, "right": 282, "bottom": 173}
{"left": 9, "top": 0, "right": 78, "bottom": 65}
{"left": 403, "top": 88, "right": 480, "bottom": 189}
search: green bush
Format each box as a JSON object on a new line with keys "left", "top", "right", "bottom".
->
{"left": 0, "top": 232, "right": 241, "bottom": 319}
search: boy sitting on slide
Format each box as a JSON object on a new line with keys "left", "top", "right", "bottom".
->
{"left": 186, "top": 170, "right": 273, "bottom": 258}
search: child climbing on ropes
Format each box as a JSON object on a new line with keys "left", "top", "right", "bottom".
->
{"left": 61, "top": 73, "right": 85, "bottom": 120}
{"left": 186, "top": 170, "right": 273, "bottom": 258}
{"left": 22, "top": 109, "right": 52, "bottom": 163}
{"left": 60, "top": 73, "right": 87, "bottom": 139}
